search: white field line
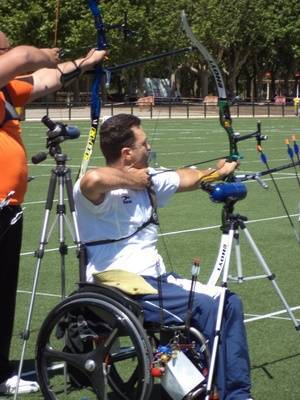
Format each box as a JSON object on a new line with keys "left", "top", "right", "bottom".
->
{"left": 20, "top": 212, "right": 300, "bottom": 255}
{"left": 23, "top": 171, "right": 300, "bottom": 206}
{"left": 23, "top": 174, "right": 299, "bottom": 198}
{"left": 17, "top": 282, "right": 300, "bottom": 326}
{"left": 17, "top": 290, "right": 61, "bottom": 298}
{"left": 244, "top": 305, "right": 300, "bottom": 323}
{"left": 158, "top": 212, "right": 300, "bottom": 237}
{"left": 19, "top": 192, "right": 300, "bottom": 324}
{"left": 27, "top": 155, "right": 296, "bottom": 167}
{"left": 19, "top": 209, "right": 300, "bottom": 324}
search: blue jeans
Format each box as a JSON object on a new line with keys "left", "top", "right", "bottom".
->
{"left": 137, "top": 273, "right": 251, "bottom": 400}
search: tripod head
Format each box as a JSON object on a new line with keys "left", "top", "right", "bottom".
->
{"left": 202, "top": 182, "right": 247, "bottom": 205}
{"left": 201, "top": 182, "right": 248, "bottom": 230}
{"left": 31, "top": 116, "right": 81, "bottom": 164}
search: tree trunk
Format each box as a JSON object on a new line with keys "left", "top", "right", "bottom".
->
{"left": 227, "top": 74, "right": 237, "bottom": 98}
{"left": 137, "top": 65, "right": 145, "bottom": 97}
{"left": 200, "top": 66, "right": 208, "bottom": 98}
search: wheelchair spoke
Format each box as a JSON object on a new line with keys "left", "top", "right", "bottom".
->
{"left": 36, "top": 291, "right": 153, "bottom": 400}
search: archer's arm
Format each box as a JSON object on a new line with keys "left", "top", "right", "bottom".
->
{"left": 28, "top": 49, "right": 108, "bottom": 101}
{"left": 176, "top": 160, "right": 238, "bottom": 192}
{"left": 0, "top": 46, "right": 59, "bottom": 88}
{"left": 80, "top": 167, "right": 151, "bottom": 205}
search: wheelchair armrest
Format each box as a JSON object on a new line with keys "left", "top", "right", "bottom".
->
{"left": 76, "top": 281, "right": 144, "bottom": 319}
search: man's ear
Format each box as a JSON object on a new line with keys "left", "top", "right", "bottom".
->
{"left": 121, "top": 146, "right": 132, "bottom": 161}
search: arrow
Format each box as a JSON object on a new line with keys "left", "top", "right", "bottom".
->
{"left": 256, "top": 123, "right": 300, "bottom": 243}
{"left": 285, "top": 138, "right": 300, "bottom": 186}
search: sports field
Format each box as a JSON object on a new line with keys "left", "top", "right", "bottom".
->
{"left": 8, "top": 116, "right": 300, "bottom": 399}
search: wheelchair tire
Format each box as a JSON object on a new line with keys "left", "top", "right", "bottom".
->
{"left": 36, "top": 291, "right": 153, "bottom": 400}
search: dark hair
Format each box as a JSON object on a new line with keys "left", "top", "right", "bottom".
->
{"left": 100, "top": 114, "right": 141, "bottom": 164}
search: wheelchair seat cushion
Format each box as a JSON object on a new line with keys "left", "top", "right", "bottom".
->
{"left": 93, "top": 269, "right": 158, "bottom": 295}
{"left": 76, "top": 282, "right": 144, "bottom": 318}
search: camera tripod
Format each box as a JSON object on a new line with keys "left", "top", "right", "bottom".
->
{"left": 14, "top": 117, "right": 82, "bottom": 399}
{"left": 203, "top": 190, "right": 300, "bottom": 399}
{"left": 207, "top": 193, "right": 300, "bottom": 329}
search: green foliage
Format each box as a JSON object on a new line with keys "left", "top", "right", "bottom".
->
{"left": 0, "top": 0, "right": 299, "bottom": 98}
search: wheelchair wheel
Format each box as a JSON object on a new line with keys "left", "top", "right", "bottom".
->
{"left": 36, "top": 292, "right": 153, "bottom": 400}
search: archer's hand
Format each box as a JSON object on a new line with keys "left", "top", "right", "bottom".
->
{"left": 216, "top": 158, "right": 240, "bottom": 169}
{"left": 217, "top": 160, "right": 239, "bottom": 177}
{"left": 126, "top": 167, "right": 151, "bottom": 189}
{"left": 40, "top": 48, "right": 61, "bottom": 67}
{"left": 83, "top": 48, "right": 109, "bottom": 69}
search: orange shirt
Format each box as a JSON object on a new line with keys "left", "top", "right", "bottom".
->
{"left": 0, "top": 79, "right": 33, "bottom": 205}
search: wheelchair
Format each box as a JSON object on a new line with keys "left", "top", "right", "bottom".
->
{"left": 35, "top": 281, "right": 211, "bottom": 400}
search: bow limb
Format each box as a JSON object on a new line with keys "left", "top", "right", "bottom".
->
{"left": 181, "top": 11, "right": 238, "bottom": 162}
{"left": 77, "top": 0, "right": 107, "bottom": 179}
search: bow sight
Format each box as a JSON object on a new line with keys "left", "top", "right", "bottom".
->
{"left": 232, "top": 121, "right": 268, "bottom": 145}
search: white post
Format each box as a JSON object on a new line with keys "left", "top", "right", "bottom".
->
{"left": 266, "top": 81, "right": 270, "bottom": 101}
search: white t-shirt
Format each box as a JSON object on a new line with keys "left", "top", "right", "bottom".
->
{"left": 73, "top": 168, "right": 180, "bottom": 282}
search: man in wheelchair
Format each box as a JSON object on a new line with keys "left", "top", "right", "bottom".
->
{"left": 72, "top": 113, "right": 253, "bottom": 400}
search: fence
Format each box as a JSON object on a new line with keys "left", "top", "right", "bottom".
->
{"left": 22, "top": 101, "right": 299, "bottom": 121}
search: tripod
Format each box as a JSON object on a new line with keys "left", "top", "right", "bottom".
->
{"left": 14, "top": 117, "right": 82, "bottom": 399}
{"left": 207, "top": 194, "right": 300, "bottom": 329}
{"left": 202, "top": 184, "right": 300, "bottom": 400}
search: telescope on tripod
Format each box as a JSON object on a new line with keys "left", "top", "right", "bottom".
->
{"left": 201, "top": 179, "right": 299, "bottom": 328}
{"left": 31, "top": 115, "right": 80, "bottom": 164}
{"left": 13, "top": 116, "right": 83, "bottom": 399}
{"left": 199, "top": 179, "right": 300, "bottom": 399}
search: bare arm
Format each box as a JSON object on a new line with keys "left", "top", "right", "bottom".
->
{"left": 0, "top": 46, "right": 60, "bottom": 88}
{"left": 176, "top": 160, "right": 238, "bottom": 192}
{"left": 80, "top": 167, "right": 151, "bottom": 204}
{"left": 29, "top": 49, "right": 108, "bottom": 101}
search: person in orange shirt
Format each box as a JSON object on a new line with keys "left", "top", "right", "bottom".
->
{"left": 0, "top": 31, "right": 107, "bottom": 395}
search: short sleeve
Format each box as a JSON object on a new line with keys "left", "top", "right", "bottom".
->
{"left": 149, "top": 168, "right": 180, "bottom": 207}
{"left": 6, "top": 79, "right": 33, "bottom": 106}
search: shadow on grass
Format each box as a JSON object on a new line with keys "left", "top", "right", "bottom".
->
{"left": 251, "top": 352, "right": 300, "bottom": 379}
{"left": 11, "top": 359, "right": 171, "bottom": 400}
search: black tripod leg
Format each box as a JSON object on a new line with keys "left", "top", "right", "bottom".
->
{"left": 64, "top": 170, "right": 85, "bottom": 282}
{"left": 13, "top": 170, "right": 58, "bottom": 400}
{"left": 57, "top": 174, "right": 68, "bottom": 299}
{"left": 65, "top": 169, "right": 81, "bottom": 244}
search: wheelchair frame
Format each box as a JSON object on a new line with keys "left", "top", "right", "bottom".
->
{"left": 35, "top": 282, "right": 211, "bottom": 400}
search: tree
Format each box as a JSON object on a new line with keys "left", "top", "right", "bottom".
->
{"left": 1, "top": 0, "right": 300, "bottom": 101}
